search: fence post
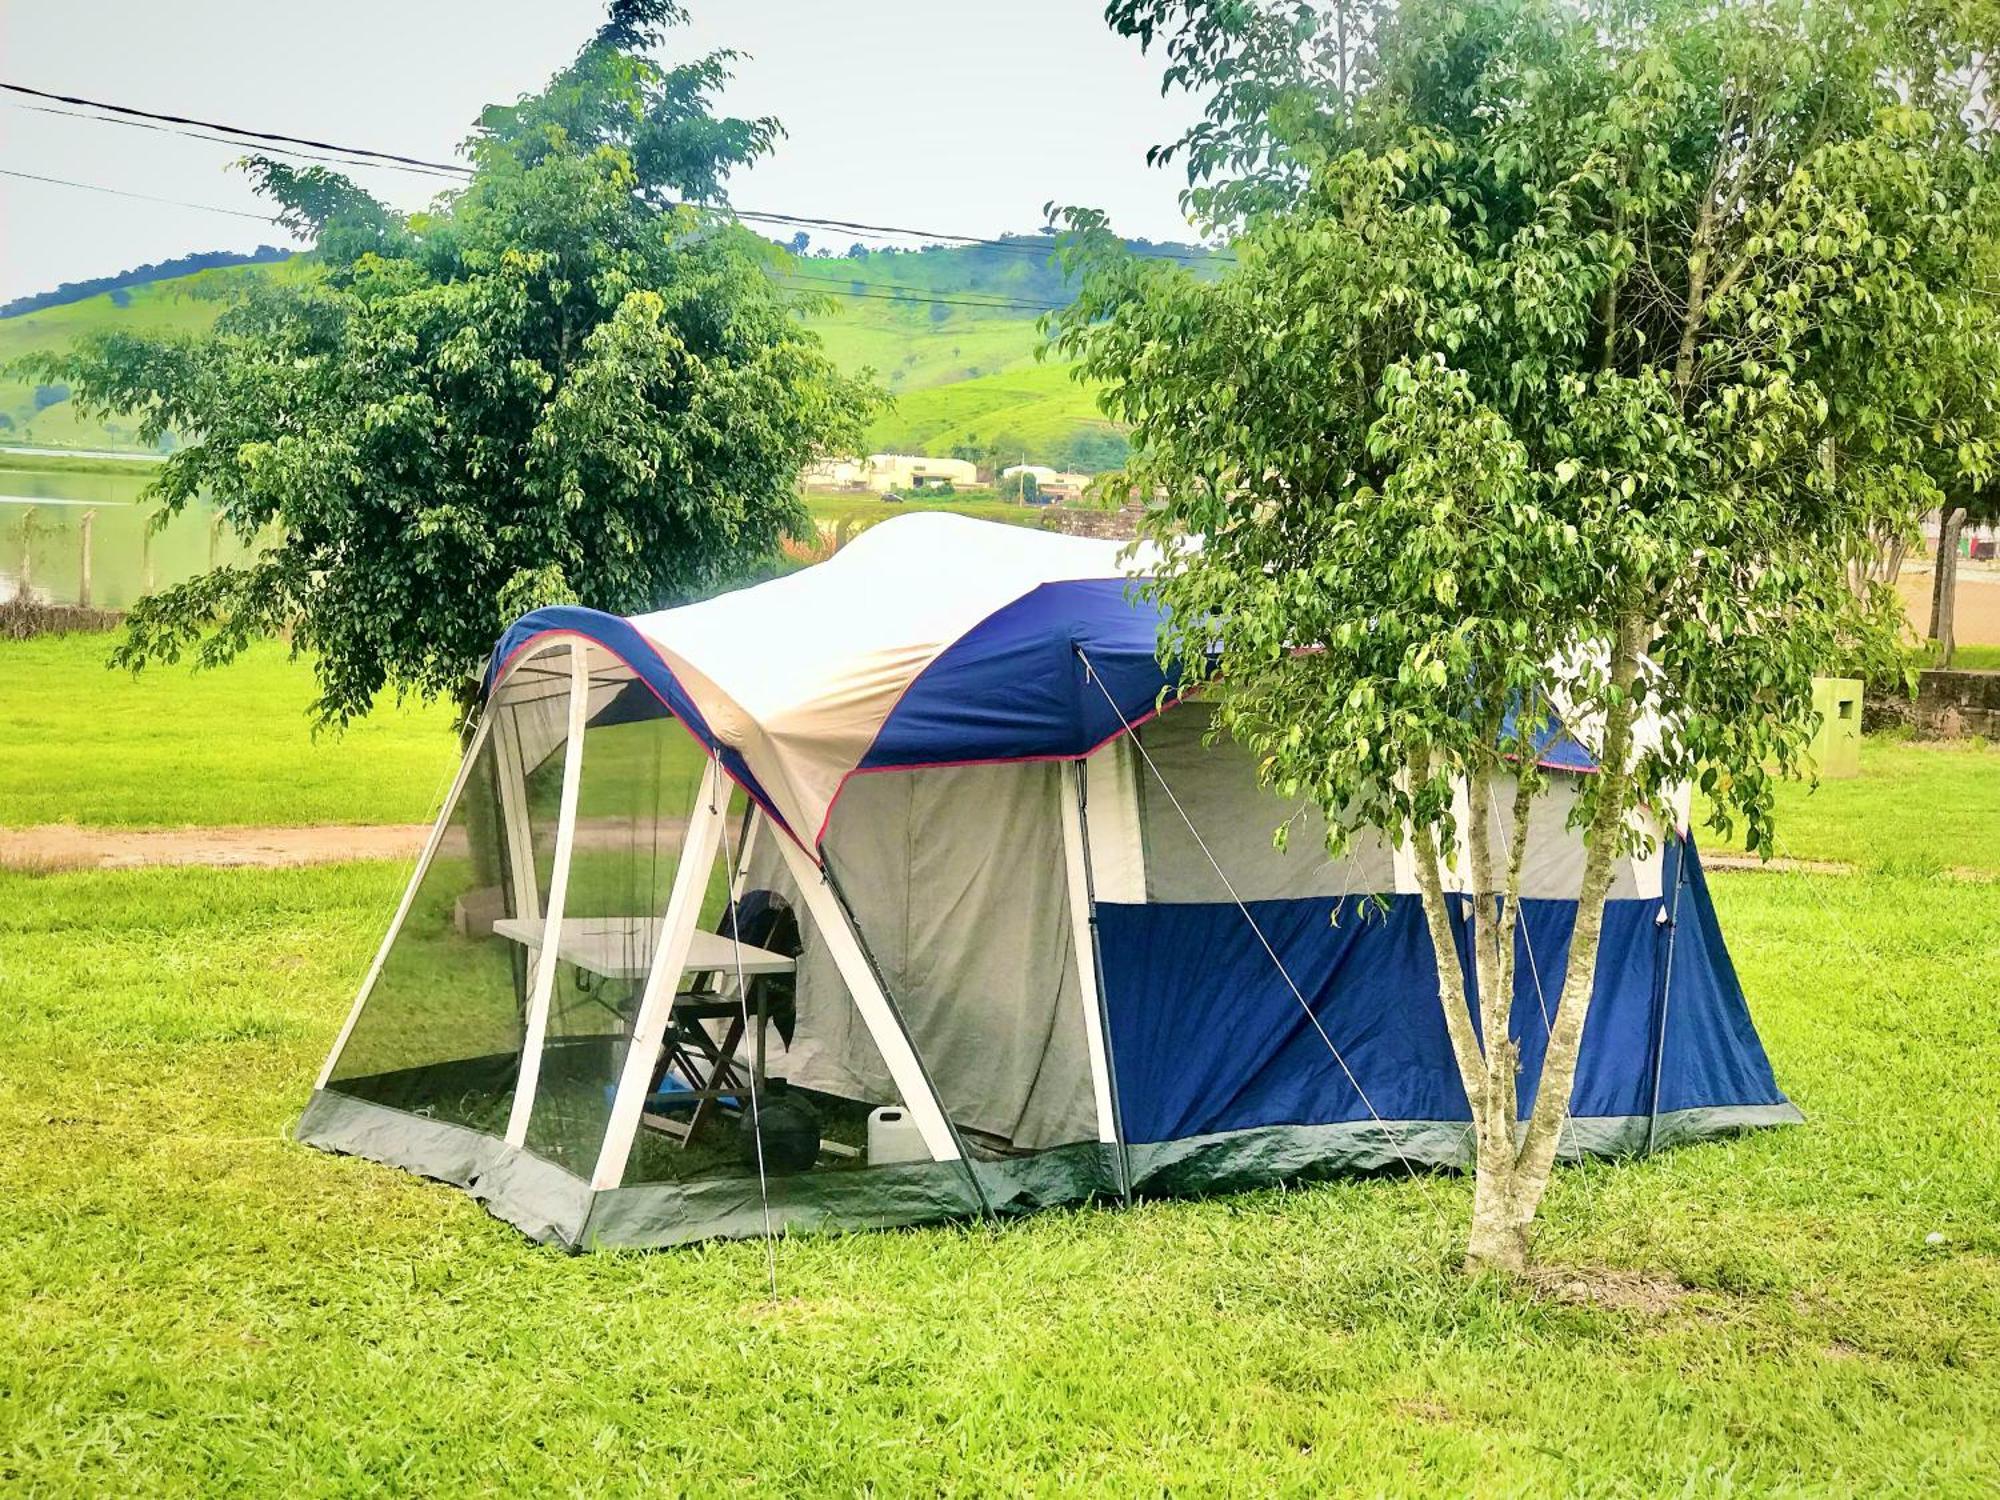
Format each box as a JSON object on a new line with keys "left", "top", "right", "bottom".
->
{"left": 78, "top": 510, "right": 96, "bottom": 608}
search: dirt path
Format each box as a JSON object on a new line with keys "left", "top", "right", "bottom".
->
{"left": 0, "top": 823, "right": 434, "bottom": 870}
{"left": 0, "top": 818, "right": 683, "bottom": 872}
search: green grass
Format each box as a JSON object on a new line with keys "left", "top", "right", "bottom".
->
{"left": 1694, "top": 736, "right": 2000, "bottom": 874}
{"left": 803, "top": 489, "right": 1042, "bottom": 531}
{"left": 0, "top": 635, "right": 457, "bottom": 827}
{"left": 0, "top": 853, "right": 1991, "bottom": 1491}
{"left": 1946, "top": 642, "right": 2000, "bottom": 670}
{"left": 862, "top": 359, "right": 1118, "bottom": 458}
{"left": 0, "top": 715, "right": 1994, "bottom": 1488}
{"left": 0, "top": 450, "right": 162, "bottom": 476}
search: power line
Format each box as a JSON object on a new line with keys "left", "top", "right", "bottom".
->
{"left": 0, "top": 166, "right": 286, "bottom": 225}
{"left": 0, "top": 82, "right": 469, "bottom": 176}
{"left": 4, "top": 77, "right": 1232, "bottom": 266}
{"left": 2, "top": 98, "right": 469, "bottom": 183}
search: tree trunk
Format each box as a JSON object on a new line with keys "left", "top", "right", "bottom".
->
{"left": 1931, "top": 506, "right": 1966, "bottom": 664}
{"left": 1497, "top": 612, "right": 1647, "bottom": 1260}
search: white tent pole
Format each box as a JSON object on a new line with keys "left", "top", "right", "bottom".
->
{"left": 589, "top": 756, "right": 728, "bottom": 1190}
{"left": 772, "top": 835, "right": 963, "bottom": 1164}
{"left": 504, "top": 648, "right": 592, "bottom": 1148}
{"left": 315, "top": 713, "right": 494, "bottom": 1090}
{"left": 1059, "top": 762, "right": 1120, "bottom": 1147}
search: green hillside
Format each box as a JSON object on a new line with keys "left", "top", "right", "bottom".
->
{"left": 2, "top": 238, "right": 1176, "bottom": 467}
{"left": 862, "top": 361, "right": 1124, "bottom": 469}
{"left": 0, "top": 261, "right": 314, "bottom": 452}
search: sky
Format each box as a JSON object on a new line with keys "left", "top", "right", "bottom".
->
{"left": 0, "top": 1, "right": 1203, "bottom": 303}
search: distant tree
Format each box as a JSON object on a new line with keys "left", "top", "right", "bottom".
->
{"left": 108, "top": 289, "right": 132, "bottom": 309}
{"left": 1061, "top": 0, "right": 2000, "bottom": 1273}
{"left": 787, "top": 231, "right": 811, "bottom": 254}
{"left": 31, "top": 383, "right": 68, "bottom": 410}
{"left": 27, "top": 1, "right": 876, "bottom": 727}
{"left": 847, "top": 242, "right": 870, "bottom": 258}
{"left": 996, "top": 471, "right": 1040, "bottom": 503}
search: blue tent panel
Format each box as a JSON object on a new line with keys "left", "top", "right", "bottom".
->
{"left": 859, "top": 580, "right": 1179, "bottom": 772}
{"left": 1098, "top": 847, "right": 1788, "bottom": 1144}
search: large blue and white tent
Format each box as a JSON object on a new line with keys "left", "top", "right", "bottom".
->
{"left": 300, "top": 513, "right": 1800, "bottom": 1248}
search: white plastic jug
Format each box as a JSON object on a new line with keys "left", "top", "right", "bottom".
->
{"left": 866, "top": 1105, "right": 928, "bottom": 1165}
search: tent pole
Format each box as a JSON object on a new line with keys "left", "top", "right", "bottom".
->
{"left": 589, "top": 756, "right": 729, "bottom": 1190}
{"left": 505, "top": 648, "right": 592, "bottom": 1148}
{"left": 314, "top": 712, "right": 495, "bottom": 1090}
{"left": 1064, "top": 758, "right": 1133, "bottom": 1204}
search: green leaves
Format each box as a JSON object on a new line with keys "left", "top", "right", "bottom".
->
{"left": 1060, "top": 0, "right": 1999, "bottom": 869}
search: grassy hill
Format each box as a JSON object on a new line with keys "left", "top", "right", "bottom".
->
{"left": 0, "top": 263, "right": 281, "bottom": 451}
{"left": 1, "top": 237, "right": 1183, "bottom": 467}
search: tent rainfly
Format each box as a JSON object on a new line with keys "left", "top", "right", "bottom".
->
{"left": 299, "top": 513, "right": 1801, "bottom": 1249}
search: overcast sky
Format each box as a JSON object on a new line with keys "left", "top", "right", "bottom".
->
{"left": 0, "top": 1, "right": 1202, "bottom": 302}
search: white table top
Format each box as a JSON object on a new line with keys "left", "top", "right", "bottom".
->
{"left": 491, "top": 916, "right": 796, "bottom": 982}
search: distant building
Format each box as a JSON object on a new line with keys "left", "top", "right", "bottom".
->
{"left": 802, "top": 456, "right": 866, "bottom": 488}
{"left": 1035, "top": 470, "right": 1095, "bottom": 503}
{"left": 861, "top": 454, "right": 978, "bottom": 492}
{"left": 1001, "top": 464, "right": 1061, "bottom": 485}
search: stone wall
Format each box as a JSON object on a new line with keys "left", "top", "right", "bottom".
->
{"left": 1038, "top": 502, "right": 1144, "bottom": 541}
{"left": 1914, "top": 668, "right": 2000, "bottom": 739}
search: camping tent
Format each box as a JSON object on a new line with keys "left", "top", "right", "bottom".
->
{"left": 299, "top": 513, "right": 1800, "bottom": 1249}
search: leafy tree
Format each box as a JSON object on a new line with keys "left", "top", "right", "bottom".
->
{"left": 1000, "top": 471, "right": 1042, "bottom": 503}
{"left": 1058, "top": 0, "right": 2000, "bottom": 1271}
{"left": 27, "top": 1, "right": 876, "bottom": 726}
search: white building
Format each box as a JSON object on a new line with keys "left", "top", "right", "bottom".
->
{"left": 801, "top": 456, "right": 867, "bottom": 488}
{"left": 862, "top": 454, "right": 978, "bottom": 492}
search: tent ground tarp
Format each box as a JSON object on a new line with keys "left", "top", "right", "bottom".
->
{"left": 296, "top": 1090, "right": 1800, "bottom": 1252}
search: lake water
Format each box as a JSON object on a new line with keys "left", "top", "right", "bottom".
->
{"left": 0, "top": 466, "right": 265, "bottom": 610}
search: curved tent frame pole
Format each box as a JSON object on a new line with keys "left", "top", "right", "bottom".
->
{"left": 313, "top": 712, "right": 496, "bottom": 1091}
{"left": 505, "top": 647, "right": 592, "bottom": 1148}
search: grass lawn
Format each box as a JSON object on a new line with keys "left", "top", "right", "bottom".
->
{"left": 0, "top": 636, "right": 458, "bottom": 828}
{"left": 0, "top": 733, "right": 1994, "bottom": 1489}
{"left": 1694, "top": 735, "right": 1999, "bottom": 874}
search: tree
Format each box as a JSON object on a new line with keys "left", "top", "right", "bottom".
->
{"left": 27, "top": 1, "right": 876, "bottom": 727}
{"left": 996, "top": 470, "right": 1040, "bottom": 504}
{"left": 1058, "top": 0, "right": 2000, "bottom": 1272}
